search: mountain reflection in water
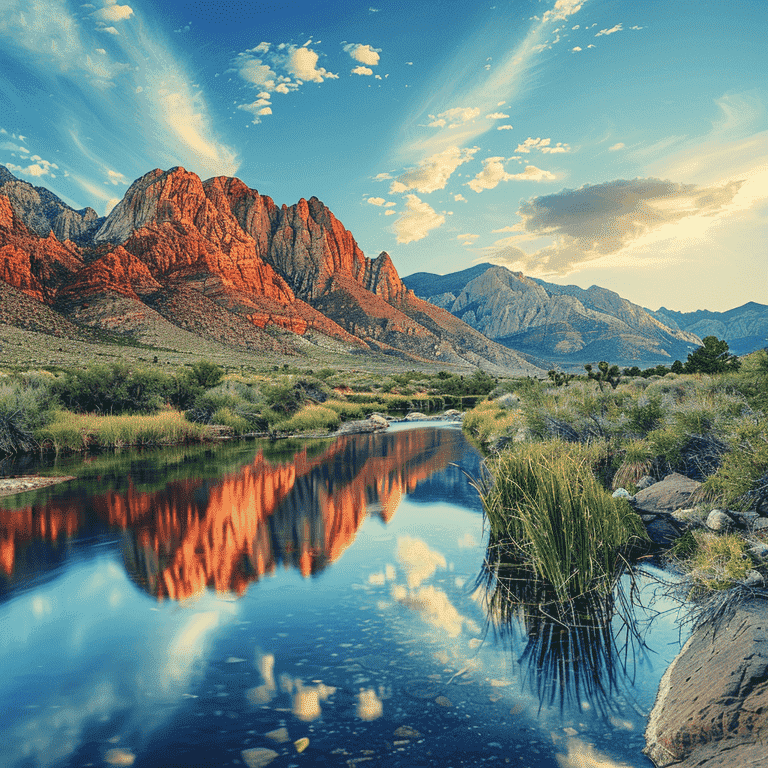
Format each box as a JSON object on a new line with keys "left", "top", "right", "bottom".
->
{"left": 1, "top": 427, "right": 463, "bottom": 602}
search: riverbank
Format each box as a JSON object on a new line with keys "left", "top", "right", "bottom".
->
{"left": 0, "top": 474, "right": 76, "bottom": 497}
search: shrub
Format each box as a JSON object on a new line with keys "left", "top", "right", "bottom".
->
{"left": 188, "top": 360, "right": 225, "bottom": 389}
{"left": 277, "top": 405, "right": 341, "bottom": 434}
{"left": 679, "top": 531, "right": 753, "bottom": 596}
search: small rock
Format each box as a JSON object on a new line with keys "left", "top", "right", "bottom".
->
{"left": 367, "top": 414, "right": 388, "bottom": 428}
{"left": 612, "top": 488, "right": 632, "bottom": 499}
{"left": 636, "top": 476, "right": 656, "bottom": 491}
{"left": 393, "top": 726, "right": 421, "bottom": 740}
{"left": 641, "top": 514, "right": 657, "bottom": 523}
{"left": 264, "top": 728, "right": 290, "bottom": 743}
{"left": 294, "top": 737, "right": 309, "bottom": 753}
{"left": 435, "top": 695, "right": 453, "bottom": 707}
{"left": 752, "top": 519, "right": 768, "bottom": 532}
{"left": 749, "top": 543, "right": 768, "bottom": 560}
{"left": 706, "top": 509, "right": 734, "bottom": 532}
{"left": 241, "top": 748, "right": 279, "bottom": 768}
{"left": 671, "top": 508, "right": 705, "bottom": 527}
{"left": 443, "top": 409, "right": 462, "bottom": 420}
{"left": 743, "top": 570, "right": 765, "bottom": 587}
{"left": 404, "top": 412, "right": 428, "bottom": 421}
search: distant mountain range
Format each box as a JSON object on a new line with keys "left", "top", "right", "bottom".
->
{"left": 647, "top": 304, "right": 768, "bottom": 357}
{"left": 0, "top": 165, "right": 540, "bottom": 375}
{"left": 403, "top": 264, "right": 707, "bottom": 368}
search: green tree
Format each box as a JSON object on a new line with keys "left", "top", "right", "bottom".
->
{"left": 671, "top": 360, "right": 685, "bottom": 374}
{"left": 684, "top": 336, "right": 741, "bottom": 374}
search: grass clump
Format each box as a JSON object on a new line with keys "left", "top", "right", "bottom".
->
{"left": 463, "top": 400, "right": 523, "bottom": 449}
{"left": 674, "top": 531, "right": 754, "bottom": 597}
{"left": 478, "top": 442, "right": 648, "bottom": 603}
{"left": 37, "top": 410, "right": 208, "bottom": 451}
{"left": 276, "top": 405, "right": 341, "bottom": 434}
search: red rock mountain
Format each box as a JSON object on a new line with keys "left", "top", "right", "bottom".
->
{"left": 0, "top": 165, "right": 540, "bottom": 373}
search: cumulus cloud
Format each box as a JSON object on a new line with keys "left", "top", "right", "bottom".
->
{"left": 595, "top": 23, "right": 623, "bottom": 36}
{"left": 572, "top": 46, "right": 582, "bottom": 52}
{"left": 468, "top": 156, "right": 513, "bottom": 192}
{"left": 389, "top": 145, "right": 478, "bottom": 195}
{"left": 343, "top": 43, "right": 380, "bottom": 66}
{"left": 351, "top": 65, "right": 373, "bottom": 76}
{"left": 5, "top": 159, "right": 58, "bottom": 177}
{"left": 454, "top": 193, "right": 466, "bottom": 202}
{"left": 92, "top": 2, "right": 133, "bottom": 23}
{"left": 515, "top": 136, "right": 570, "bottom": 153}
{"left": 508, "top": 177, "right": 745, "bottom": 274}
{"left": 485, "top": 112, "right": 510, "bottom": 120}
{"left": 497, "top": 124, "right": 514, "bottom": 130}
{"left": 384, "top": 209, "right": 396, "bottom": 215}
{"left": 427, "top": 107, "right": 481, "bottom": 128}
{"left": 286, "top": 46, "right": 338, "bottom": 82}
{"left": 510, "top": 165, "right": 556, "bottom": 181}
{"left": 542, "top": 0, "right": 584, "bottom": 24}
{"left": 394, "top": 194, "right": 445, "bottom": 244}
{"left": 367, "top": 197, "right": 387, "bottom": 206}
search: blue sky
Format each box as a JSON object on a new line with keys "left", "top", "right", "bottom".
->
{"left": 1, "top": 0, "right": 766, "bottom": 312}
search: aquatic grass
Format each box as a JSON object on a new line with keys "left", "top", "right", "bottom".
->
{"left": 612, "top": 439, "right": 654, "bottom": 490}
{"left": 462, "top": 400, "right": 524, "bottom": 450}
{"left": 477, "top": 442, "right": 648, "bottom": 604}
{"left": 675, "top": 531, "right": 754, "bottom": 598}
{"left": 37, "top": 410, "right": 208, "bottom": 452}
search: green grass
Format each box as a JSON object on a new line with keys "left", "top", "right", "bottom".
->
{"left": 462, "top": 400, "right": 523, "bottom": 449}
{"left": 674, "top": 531, "right": 754, "bottom": 597}
{"left": 477, "top": 442, "right": 648, "bottom": 603}
{"left": 274, "top": 404, "right": 341, "bottom": 434}
{"left": 36, "top": 410, "right": 209, "bottom": 451}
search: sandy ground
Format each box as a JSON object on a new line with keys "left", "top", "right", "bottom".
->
{"left": 0, "top": 475, "right": 75, "bottom": 498}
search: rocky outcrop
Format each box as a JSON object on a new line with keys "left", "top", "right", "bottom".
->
{"left": 645, "top": 599, "right": 768, "bottom": 767}
{"left": 0, "top": 167, "right": 102, "bottom": 244}
{"left": 403, "top": 264, "right": 702, "bottom": 367}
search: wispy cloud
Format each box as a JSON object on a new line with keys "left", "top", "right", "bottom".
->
{"left": 389, "top": 146, "right": 478, "bottom": 194}
{"left": 515, "top": 137, "right": 571, "bottom": 154}
{"left": 595, "top": 23, "right": 623, "bottom": 37}
{"left": 0, "top": 0, "right": 237, "bottom": 210}
{"left": 468, "top": 157, "right": 555, "bottom": 192}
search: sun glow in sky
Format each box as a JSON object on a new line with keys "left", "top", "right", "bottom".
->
{"left": 1, "top": 0, "right": 766, "bottom": 311}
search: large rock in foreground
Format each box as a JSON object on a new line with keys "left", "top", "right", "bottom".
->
{"left": 633, "top": 473, "right": 701, "bottom": 515}
{"left": 645, "top": 599, "right": 768, "bottom": 767}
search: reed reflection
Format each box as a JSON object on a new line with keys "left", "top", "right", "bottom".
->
{"left": 479, "top": 532, "right": 648, "bottom": 718}
{"left": 1, "top": 428, "right": 464, "bottom": 601}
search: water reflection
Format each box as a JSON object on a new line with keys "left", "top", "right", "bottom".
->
{"left": 1, "top": 428, "right": 464, "bottom": 602}
{"left": 480, "top": 534, "right": 650, "bottom": 718}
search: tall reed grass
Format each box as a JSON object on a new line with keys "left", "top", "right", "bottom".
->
{"left": 37, "top": 410, "right": 208, "bottom": 452}
{"left": 477, "top": 442, "right": 647, "bottom": 603}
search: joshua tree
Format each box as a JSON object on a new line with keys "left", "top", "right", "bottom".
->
{"left": 584, "top": 361, "right": 622, "bottom": 391}
{"left": 547, "top": 369, "right": 575, "bottom": 387}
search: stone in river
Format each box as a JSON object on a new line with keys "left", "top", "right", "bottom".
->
{"left": 294, "top": 737, "right": 310, "bottom": 753}
{"left": 241, "top": 748, "right": 279, "bottom": 768}
{"left": 393, "top": 725, "right": 422, "bottom": 739}
{"left": 435, "top": 695, "right": 453, "bottom": 707}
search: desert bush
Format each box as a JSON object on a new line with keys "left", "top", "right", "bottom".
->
{"left": 463, "top": 400, "right": 524, "bottom": 449}
{"left": 675, "top": 531, "right": 753, "bottom": 597}
{"left": 211, "top": 407, "right": 251, "bottom": 435}
{"left": 261, "top": 377, "right": 332, "bottom": 417}
{"left": 188, "top": 360, "right": 224, "bottom": 389}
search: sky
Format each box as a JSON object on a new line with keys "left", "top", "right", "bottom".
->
{"left": 0, "top": 0, "right": 766, "bottom": 313}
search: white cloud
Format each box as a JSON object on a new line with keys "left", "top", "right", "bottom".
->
{"left": 92, "top": 3, "right": 133, "bottom": 23}
{"left": 105, "top": 196, "right": 121, "bottom": 214}
{"left": 384, "top": 209, "right": 396, "bottom": 215}
{"left": 492, "top": 224, "right": 524, "bottom": 233}
{"left": 595, "top": 23, "right": 623, "bottom": 37}
{"left": 286, "top": 46, "right": 338, "bottom": 83}
{"left": 394, "top": 194, "right": 445, "bottom": 243}
{"left": 427, "top": 107, "right": 481, "bottom": 128}
{"left": 609, "top": 142, "right": 625, "bottom": 151}
{"left": 457, "top": 233, "right": 479, "bottom": 244}
{"left": 509, "top": 165, "right": 556, "bottom": 180}
{"left": 497, "top": 124, "right": 514, "bottom": 130}
{"left": 367, "top": 197, "right": 387, "bottom": 206}
{"left": 468, "top": 157, "right": 513, "bottom": 192}
{"left": 454, "top": 193, "right": 466, "bottom": 202}
{"left": 351, "top": 66, "right": 373, "bottom": 76}
{"left": 515, "top": 136, "right": 570, "bottom": 153}
{"left": 572, "top": 46, "right": 582, "bottom": 52}
{"left": 389, "top": 146, "right": 478, "bottom": 195}
{"left": 96, "top": 25, "right": 119, "bottom": 35}
{"left": 485, "top": 112, "right": 510, "bottom": 119}
{"left": 6, "top": 160, "right": 58, "bottom": 177}
{"left": 106, "top": 169, "right": 126, "bottom": 184}
{"left": 542, "top": 0, "right": 584, "bottom": 24}
{"left": 343, "top": 43, "right": 380, "bottom": 66}
{"left": 374, "top": 172, "right": 392, "bottom": 180}
{"left": 238, "top": 59, "right": 279, "bottom": 89}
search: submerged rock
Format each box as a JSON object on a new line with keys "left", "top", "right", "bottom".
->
{"left": 645, "top": 598, "right": 768, "bottom": 767}
{"left": 241, "top": 748, "right": 279, "bottom": 768}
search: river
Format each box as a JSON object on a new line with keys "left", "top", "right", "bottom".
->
{"left": 0, "top": 424, "right": 686, "bottom": 768}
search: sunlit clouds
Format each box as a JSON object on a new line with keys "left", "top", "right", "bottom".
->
{"left": 389, "top": 146, "right": 478, "bottom": 195}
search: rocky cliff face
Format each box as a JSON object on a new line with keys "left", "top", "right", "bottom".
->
{"left": 0, "top": 164, "right": 538, "bottom": 372}
{"left": 404, "top": 264, "right": 702, "bottom": 367}
{"left": 0, "top": 168, "right": 102, "bottom": 244}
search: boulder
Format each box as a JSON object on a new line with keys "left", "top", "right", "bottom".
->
{"left": 645, "top": 517, "right": 683, "bottom": 548}
{"left": 645, "top": 599, "right": 768, "bottom": 767}
{"left": 705, "top": 509, "right": 735, "bottom": 532}
{"left": 636, "top": 475, "right": 656, "bottom": 490}
{"left": 633, "top": 472, "right": 701, "bottom": 515}
{"left": 367, "top": 414, "right": 388, "bottom": 428}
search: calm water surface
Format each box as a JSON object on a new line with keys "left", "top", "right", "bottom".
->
{"left": 0, "top": 425, "right": 686, "bottom": 768}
